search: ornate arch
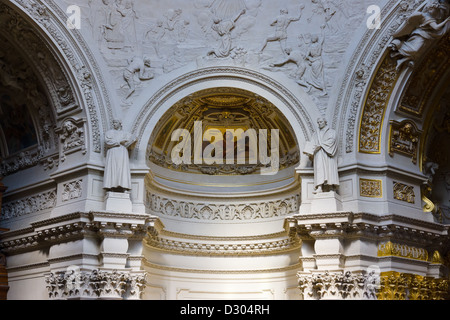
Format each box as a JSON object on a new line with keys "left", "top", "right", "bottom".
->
{"left": 0, "top": 0, "right": 113, "bottom": 157}
{"left": 331, "top": 0, "right": 425, "bottom": 157}
{"left": 131, "top": 66, "right": 321, "bottom": 167}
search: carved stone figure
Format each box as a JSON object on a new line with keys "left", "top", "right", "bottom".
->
{"left": 117, "top": 0, "right": 138, "bottom": 49}
{"left": 103, "top": 120, "right": 136, "bottom": 192}
{"left": 143, "top": 19, "right": 166, "bottom": 58}
{"left": 207, "top": 8, "right": 246, "bottom": 58}
{"left": 270, "top": 47, "right": 308, "bottom": 87}
{"left": 88, "top": 0, "right": 111, "bottom": 46}
{"left": 60, "top": 119, "right": 84, "bottom": 153}
{"left": 304, "top": 118, "right": 339, "bottom": 193}
{"left": 103, "top": 0, "right": 126, "bottom": 50}
{"left": 259, "top": 5, "right": 305, "bottom": 54}
{"left": 390, "top": 0, "right": 450, "bottom": 69}
{"left": 299, "top": 25, "right": 327, "bottom": 96}
{"left": 123, "top": 55, "right": 154, "bottom": 98}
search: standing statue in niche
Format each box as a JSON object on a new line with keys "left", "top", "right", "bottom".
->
{"left": 304, "top": 118, "right": 339, "bottom": 194}
{"left": 103, "top": 120, "right": 136, "bottom": 193}
{"left": 390, "top": 0, "right": 450, "bottom": 69}
{"left": 259, "top": 5, "right": 305, "bottom": 54}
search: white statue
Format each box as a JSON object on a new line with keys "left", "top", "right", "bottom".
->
{"left": 103, "top": 120, "right": 136, "bottom": 192}
{"left": 304, "top": 118, "right": 339, "bottom": 194}
{"left": 390, "top": 0, "right": 450, "bottom": 69}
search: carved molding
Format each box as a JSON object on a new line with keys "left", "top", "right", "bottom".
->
{"left": 293, "top": 211, "right": 448, "bottom": 244}
{"left": 145, "top": 226, "right": 301, "bottom": 256}
{"left": 0, "top": 211, "right": 151, "bottom": 254}
{"left": 146, "top": 192, "right": 300, "bottom": 221}
{"left": 45, "top": 269, "right": 147, "bottom": 300}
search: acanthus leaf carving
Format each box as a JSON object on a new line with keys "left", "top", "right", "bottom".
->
{"left": 45, "top": 269, "right": 147, "bottom": 300}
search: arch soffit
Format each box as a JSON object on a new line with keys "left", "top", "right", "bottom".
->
{"left": 331, "top": 0, "right": 428, "bottom": 157}
{"left": 1, "top": 0, "right": 114, "bottom": 156}
{"left": 131, "top": 67, "right": 322, "bottom": 164}
{"left": 356, "top": 28, "right": 450, "bottom": 164}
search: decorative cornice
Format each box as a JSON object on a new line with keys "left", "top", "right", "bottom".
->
{"left": 291, "top": 212, "right": 449, "bottom": 244}
{"left": 0, "top": 211, "right": 152, "bottom": 255}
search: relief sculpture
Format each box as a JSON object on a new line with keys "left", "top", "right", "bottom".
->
{"left": 390, "top": 0, "right": 450, "bottom": 69}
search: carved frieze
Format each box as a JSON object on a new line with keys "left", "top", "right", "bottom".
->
{"left": 145, "top": 231, "right": 301, "bottom": 256}
{"left": 146, "top": 192, "right": 299, "bottom": 221}
{"left": 377, "top": 241, "right": 428, "bottom": 261}
{"left": 1, "top": 189, "right": 57, "bottom": 221}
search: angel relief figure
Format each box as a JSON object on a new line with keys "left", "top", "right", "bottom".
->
{"left": 390, "top": 0, "right": 450, "bottom": 70}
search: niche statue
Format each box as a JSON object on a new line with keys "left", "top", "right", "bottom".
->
{"left": 103, "top": 119, "right": 136, "bottom": 192}
{"left": 303, "top": 118, "right": 339, "bottom": 194}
